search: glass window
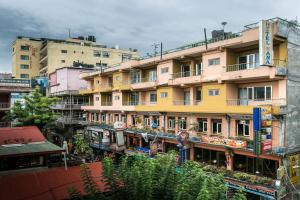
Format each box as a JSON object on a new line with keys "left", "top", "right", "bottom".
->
{"left": 236, "top": 120, "right": 250, "bottom": 137}
{"left": 160, "top": 92, "right": 168, "bottom": 98}
{"left": 20, "top": 74, "right": 29, "bottom": 79}
{"left": 247, "top": 87, "right": 253, "bottom": 100}
{"left": 198, "top": 118, "right": 208, "bottom": 132}
{"left": 196, "top": 89, "right": 202, "bottom": 102}
{"left": 148, "top": 70, "right": 157, "bottom": 81}
{"left": 168, "top": 117, "right": 175, "bottom": 130}
{"left": 152, "top": 116, "right": 160, "bottom": 127}
{"left": 144, "top": 116, "right": 150, "bottom": 126}
{"left": 209, "top": 89, "right": 219, "bottom": 96}
{"left": 20, "top": 55, "right": 29, "bottom": 60}
{"left": 131, "top": 71, "right": 141, "bottom": 83}
{"left": 61, "top": 50, "right": 67, "bottom": 53}
{"left": 95, "top": 97, "right": 99, "bottom": 101}
{"left": 93, "top": 50, "right": 101, "bottom": 57}
{"left": 61, "top": 60, "right": 65, "bottom": 63}
{"left": 101, "top": 114, "right": 106, "bottom": 122}
{"left": 102, "top": 51, "right": 110, "bottom": 58}
{"left": 161, "top": 67, "right": 169, "bottom": 74}
{"left": 266, "top": 86, "right": 272, "bottom": 100}
{"left": 254, "top": 87, "right": 265, "bottom": 100}
{"left": 178, "top": 117, "right": 187, "bottom": 130}
{"left": 150, "top": 92, "right": 157, "bottom": 103}
{"left": 20, "top": 45, "right": 29, "bottom": 51}
{"left": 212, "top": 119, "right": 222, "bottom": 134}
{"left": 208, "top": 58, "right": 220, "bottom": 66}
{"left": 20, "top": 64, "right": 29, "bottom": 69}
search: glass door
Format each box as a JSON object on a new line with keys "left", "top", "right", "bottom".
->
{"left": 238, "top": 88, "right": 248, "bottom": 105}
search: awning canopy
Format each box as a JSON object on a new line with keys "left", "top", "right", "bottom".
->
{"left": 0, "top": 141, "right": 64, "bottom": 157}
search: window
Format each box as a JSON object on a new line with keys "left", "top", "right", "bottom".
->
{"left": 236, "top": 120, "right": 250, "bottom": 137}
{"left": 208, "top": 58, "right": 220, "bottom": 66}
{"left": 95, "top": 97, "right": 99, "bottom": 101}
{"left": 148, "top": 70, "right": 157, "bottom": 81}
{"left": 122, "top": 53, "right": 132, "bottom": 62}
{"left": 196, "top": 63, "right": 202, "bottom": 75}
{"left": 102, "top": 51, "right": 110, "bottom": 58}
{"left": 114, "top": 96, "right": 120, "bottom": 100}
{"left": 198, "top": 118, "right": 208, "bottom": 132}
{"left": 20, "top": 55, "right": 29, "bottom": 60}
{"left": 161, "top": 67, "right": 169, "bottom": 74}
{"left": 212, "top": 119, "right": 222, "bottom": 134}
{"left": 82, "top": 51, "right": 84, "bottom": 54}
{"left": 150, "top": 92, "right": 157, "bottom": 103}
{"left": 20, "top": 64, "right": 29, "bottom": 69}
{"left": 178, "top": 117, "right": 187, "bottom": 130}
{"left": 152, "top": 116, "right": 160, "bottom": 127}
{"left": 130, "top": 71, "right": 141, "bottom": 83}
{"left": 209, "top": 89, "right": 219, "bottom": 96}
{"left": 144, "top": 116, "right": 150, "bottom": 126}
{"left": 254, "top": 86, "right": 272, "bottom": 100}
{"left": 160, "top": 92, "right": 168, "bottom": 98}
{"left": 20, "top": 74, "right": 29, "bottom": 79}
{"left": 238, "top": 53, "right": 259, "bottom": 69}
{"left": 132, "top": 116, "right": 138, "bottom": 126}
{"left": 101, "top": 114, "right": 106, "bottom": 122}
{"left": 114, "top": 114, "right": 119, "bottom": 122}
{"left": 93, "top": 50, "right": 101, "bottom": 57}
{"left": 61, "top": 60, "right": 65, "bottom": 63}
{"left": 61, "top": 50, "right": 67, "bottom": 53}
{"left": 168, "top": 117, "right": 175, "bottom": 130}
{"left": 96, "top": 80, "right": 100, "bottom": 84}
{"left": 20, "top": 45, "right": 29, "bottom": 51}
{"left": 74, "top": 51, "right": 76, "bottom": 53}
{"left": 196, "top": 89, "right": 202, "bottom": 102}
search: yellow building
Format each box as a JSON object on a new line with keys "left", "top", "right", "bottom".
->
{"left": 12, "top": 36, "right": 139, "bottom": 79}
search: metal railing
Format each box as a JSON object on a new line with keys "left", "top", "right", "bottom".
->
{"left": 226, "top": 60, "right": 288, "bottom": 72}
{"left": 123, "top": 101, "right": 139, "bottom": 106}
{"left": 172, "top": 70, "right": 202, "bottom": 79}
{"left": 0, "top": 102, "right": 10, "bottom": 109}
{"left": 101, "top": 101, "right": 112, "bottom": 106}
{"left": 130, "top": 77, "right": 157, "bottom": 84}
{"left": 227, "top": 99, "right": 286, "bottom": 106}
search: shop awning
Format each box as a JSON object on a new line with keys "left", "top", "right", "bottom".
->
{"left": 0, "top": 141, "right": 64, "bottom": 157}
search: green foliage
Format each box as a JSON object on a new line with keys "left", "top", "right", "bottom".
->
{"left": 231, "top": 188, "right": 247, "bottom": 200}
{"left": 74, "top": 133, "right": 92, "bottom": 155}
{"left": 3, "top": 86, "right": 58, "bottom": 131}
{"left": 67, "top": 186, "right": 82, "bottom": 200}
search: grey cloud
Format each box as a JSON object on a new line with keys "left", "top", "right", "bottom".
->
{"left": 0, "top": 0, "right": 299, "bottom": 72}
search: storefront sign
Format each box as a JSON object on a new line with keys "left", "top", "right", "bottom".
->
{"left": 289, "top": 154, "right": 299, "bottom": 185}
{"left": 226, "top": 178, "right": 276, "bottom": 199}
{"left": 201, "top": 135, "right": 247, "bottom": 149}
{"left": 114, "top": 121, "right": 126, "bottom": 129}
{"left": 262, "top": 140, "right": 272, "bottom": 154}
{"left": 259, "top": 20, "right": 273, "bottom": 66}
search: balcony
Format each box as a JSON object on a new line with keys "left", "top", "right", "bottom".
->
{"left": 51, "top": 103, "right": 86, "bottom": 110}
{"left": 57, "top": 117, "right": 88, "bottom": 125}
{"left": 222, "top": 60, "right": 287, "bottom": 82}
{"left": 113, "top": 81, "right": 131, "bottom": 91}
{"left": 0, "top": 102, "right": 10, "bottom": 110}
{"left": 226, "top": 98, "right": 286, "bottom": 107}
{"left": 79, "top": 88, "right": 94, "bottom": 95}
{"left": 131, "top": 77, "right": 157, "bottom": 90}
{"left": 169, "top": 70, "right": 202, "bottom": 86}
{"left": 94, "top": 84, "right": 113, "bottom": 93}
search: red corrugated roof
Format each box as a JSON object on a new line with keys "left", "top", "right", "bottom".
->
{"left": 0, "top": 162, "right": 105, "bottom": 200}
{"left": 0, "top": 126, "right": 46, "bottom": 145}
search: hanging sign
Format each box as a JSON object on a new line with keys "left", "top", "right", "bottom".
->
{"left": 262, "top": 140, "right": 272, "bottom": 154}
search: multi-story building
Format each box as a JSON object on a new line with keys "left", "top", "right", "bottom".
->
{"left": 12, "top": 36, "right": 139, "bottom": 79}
{"left": 49, "top": 66, "right": 92, "bottom": 130}
{"left": 80, "top": 18, "right": 300, "bottom": 199}
{"left": 0, "top": 76, "right": 32, "bottom": 127}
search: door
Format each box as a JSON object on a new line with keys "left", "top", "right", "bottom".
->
{"left": 238, "top": 88, "right": 248, "bottom": 105}
{"left": 238, "top": 56, "right": 247, "bottom": 70}
{"left": 196, "top": 63, "right": 202, "bottom": 75}
{"left": 181, "top": 65, "right": 190, "bottom": 77}
{"left": 184, "top": 91, "right": 190, "bottom": 105}
{"left": 130, "top": 92, "right": 139, "bottom": 105}
{"left": 148, "top": 70, "right": 157, "bottom": 82}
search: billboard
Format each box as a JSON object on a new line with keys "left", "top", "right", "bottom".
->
{"left": 259, "top": 20, "right": 273, "bottom": 66}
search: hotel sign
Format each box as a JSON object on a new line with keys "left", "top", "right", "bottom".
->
{"left": 259, "top": 20, "right": 273, "bottom": 66}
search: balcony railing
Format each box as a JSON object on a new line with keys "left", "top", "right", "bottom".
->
{"left": 131, "top": 77, "right": 157, "bottom": 84}
{"left": 227, "top": 99, "right": 286, "bottom": 106}
{"left": 123, "top": 101, "right": 139, "bottom": 106}
{"left": 101, "top": 101, "right": 112, "bottom": 106}
{"left": 226, "top": 60, "right": 287, "bottom": 72}
{"left": 0, "top": 102, "right": 10, "bottom": 109}
{"left": 172, "top": 70, "right": 202, "bottom": 79}
{"left": 173, "top": 100, "right": 202, "bottom": 105}
{"left": 51, "top": 103, "right": 87, "bottom": 109}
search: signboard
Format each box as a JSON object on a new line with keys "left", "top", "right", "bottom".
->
{"left": 289, "top": 154, "right": 299, "bottom": 185}
{"left": 201, "top": 135, "right": 247, "bottom": 149}
{"left": 262, "top": 139, "right": 272, "bottom": 154}
{"left": 259, "top": 20, "right": 273, "bottom": 66}
{"left": 114, "top": 121, "right": 126, "bottom": 129}
{"left": 116, "top": 131, "right": 125, "bottom": 146}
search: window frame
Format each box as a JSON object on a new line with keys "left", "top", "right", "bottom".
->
{"left": 168, "top": 117, "right": 175, "bottom": 130}
{"left": 236, "top": 120, "right": 250, "bottom": 137}
{"left": 150, "top": 92, "right": 157, "bottom": 104}
{"left": 20, "top": 64, "right": 29, "bottom": 69}
{"left": 208, "top": 58, "right": 220, "bottom": 66}
{"left": 208, "top": 89, "right": 220, "bottom": 96}
{"left": 198, "top": 118, "right": 208, "bottom": 132}
{"left": 161, "top": 67, "right": 169, "bottom": 74}
{"left": 212, "top": 119, "right": 222, "bottom": 134}
{"left": 160, "top": 92, "right": 168, "bottom": 98}
{"left": 20, "top": 55, "right": 29, "bottom": 60}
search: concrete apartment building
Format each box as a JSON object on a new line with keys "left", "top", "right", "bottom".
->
{"left": 79, "top": 18, "right": 300, "bottom": 199}
{"left": 11, "top": 36, "right": 139, "bottom": 79}
{"left": 49, "top": 67, "right": 92, "bottom": 130}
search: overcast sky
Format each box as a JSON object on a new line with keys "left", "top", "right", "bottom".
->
{"left": 0, "top": 0, "right": 299, "bottom": 72}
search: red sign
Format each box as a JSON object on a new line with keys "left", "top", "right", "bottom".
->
{"left": 262, "top": 140, "right": 272, "bottom": 154}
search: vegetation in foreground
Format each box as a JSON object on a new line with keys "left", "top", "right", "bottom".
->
{"left": 69, "top": 152, "right": 246, "bottom": 200}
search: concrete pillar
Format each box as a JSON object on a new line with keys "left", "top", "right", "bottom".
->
{"left": 190, "top": 87, "right": 195, "bottom": 105}
{"left": 175, "top": 116, "right": 179, "bottom": 133}
{"left": 189, "top": 144, "right": 195, "bottom": 161}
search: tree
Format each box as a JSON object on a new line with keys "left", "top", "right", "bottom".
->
{"left": 3, "top": 86, "right": 58, "bottom": 131}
